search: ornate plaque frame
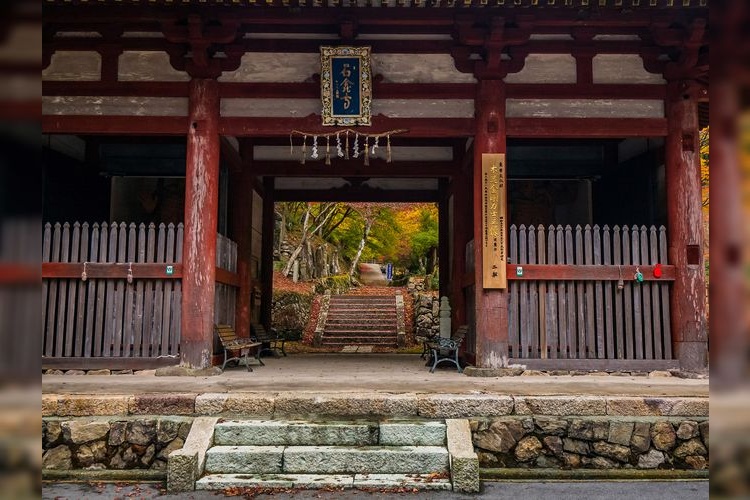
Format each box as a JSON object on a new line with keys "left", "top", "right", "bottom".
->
{"left": 320, "top": 46, "right": 372, "bottom": 126}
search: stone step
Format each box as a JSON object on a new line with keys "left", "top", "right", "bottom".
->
{"left": 323, "top": 329, "right": 397, "bottom": 335}
{"left": 320, "top": 338, "right": 398, "bottom": 346}
{"left": 196, "top": 473, "right": 451, "bottom": 491}
{"left": 379, "top": 421, "right": 446, "bottom": 446}
{"left": 214, "top": 420, "right": 378, "bottom": 446}
{"left": 283, "top": 445, "right": 449, "bottom": 474}
{"left": 204, "top": 446, "right": 284, "bottom": 474}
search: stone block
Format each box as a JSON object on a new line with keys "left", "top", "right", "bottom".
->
{"left": 62, "top": 420, "right": 110, "bottom": 444}
{"left": 76, "top": 440, "right": 107, "bottom": 466}
{"left": 534, "top": 417, "right": 568, "bottom": 436}
{"left": 676, "top": 420, "right": 699, "bottom": 440}
{"left": 608, "top": 421, "right": 635, "bottom": 446}
{"left": 42, "top": 395, "right": 57, "bottom": 417}
{"left": 194, "top": 393, "right": 275, "bottom": 416}
{"left": 592, "top": 441, "right": 630, "bottom": 463}
{"left": 43, "top": 445, "right": 72, "bottom": 469}
{"left": 214, "top": 420, "right": 378, "bottom": 446}
{"left": 651, "top": 421, "right": 677, "bottom": 452}
{"left": 699, "top": 421, "right": 709, "bottom": 450}
{"left": 630, "top": 422, "right": 651, "bottom": 453}
{"left": 196, "top": 474, "right": 291, "bottom": 490}
{"left": 673, "top": 438, "right": 707, "bottom": 458}
{"left": 353, "top": 474, "right": 452, "bottom": 491}
{"left": 282, "top": 446, "right": 449, "bottom": 475}
{"left": 126, "top": 419, "right": 157, "bottom": 446}
{"left": 669, "top": 399, "right": 709, "bottom": 417}
{"left": 515, "top": 436, "right": 543, "bottom": 462}
{"left": 167, "top": 416, "right": 218, "bottom": 492}
{"left": 684, "top": 455, "right": 707, "bottom": 469}
{"left": 380, "top": 421, "right": 445, "bottom": 446}
{"left": 562, "top": 438, "right": 590, "bottom": 456}
{"left": 275, "top": 393, "right": 417, "bottom": 418}
{"left": 204, "top": 445, "right": 284, "bottom": 474}
{"left": 56, "top": 395, "right": 129, "bottom": 416}
{"left": 418, "top": 395, "right": 513, "bottom": 418}
{"left": 515, "top": 396, "right": 606, "bottom": 416}
{"left": 446, "top": 419, "right": 479, "bottom": 493}
{"left": 129, "top": 394, "right": 195, "bottom": 415}
{"left": 473, "top": 420, "right": 525, "bottom": 453}
{"left": 606, "top": 397, "right": 672, "bottom": 416}
{"left": 542, "top": 436, "right": 563, "bottom": 458}
{"left": 637, "top": 449, "right": 665, "bottom": 469}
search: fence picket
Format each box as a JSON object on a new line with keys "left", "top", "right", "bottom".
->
{"left": 134, "top": 224, "right": 146, "bottom": 357}
{"left": 602, "top": 225, "right": 615, "bottom": 359}
{"left": 574, "top": 225, "right": 586, "bottom": 359}
{"left": 640, "top": 226, "right": 654, "bottom": 359}
{"left": 85, "top": 224, "right": 100, "bottom": 357}
{"left": 659, "top": 226, "right": 672, "bottom": 359}
{"left": 55, "top": 223, "right": 70, "bottom": 357}
{"left": 612, "top": 227, "right": 624, "bottom": 359}
{"left": 143, "top": 223, "right": 156, "bottom": 357}
{"left": 111, "top": 223, "right": 127, "bottom": 358}
{"left": 528, "top": 228, "right": 539, "bottom": 359}
{"left": 162, "top": 223, "right": 175, "bottom": 356}
{"left": 519, "top": 225, "right": 530, "bottom": 358}
{"left": 649, "top": 226, "right": 663, "bottom": 359}
{"left": 172, "top": 223, "right": 184, "bottom": 354}
{"left": 564, "top": 225, "right": 576, "bottom": 359}
{"left": 538, "top": 225, "right": 547, "bottom": 359}
{"left": 42, "top": 224, "right": 52, "bottom": 357}
{"left": 546, "top": 225, "right": 558, "bottom": 359}
{"left": 74, "top": 223, "right": 89, "bottom": 357}
{"left": 64, "top": 223, "right": 79, "bottom": 357}
{"left": 153, "top": 224, "right": 166, "bottom": 357}
{"left": 584, "top": 225, "right": 596, "bottom": 359}
{"left": 593, "top": 225, "right": 605, "bottom": 359}
{"left": 631, "top": 225, "right": 644, "bottom": 359}
{"left": 123, "top": 223, "right": 137, "bottom": 357}
{"left": 622, "top": 226, "right": 634, "bottom": 360}
{"left": 509, "top": 225, "right": 519, "bottom": 357}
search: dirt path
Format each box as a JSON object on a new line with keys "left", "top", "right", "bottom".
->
{"left": 358, "top": 263, "right": 387, "bottom": 286}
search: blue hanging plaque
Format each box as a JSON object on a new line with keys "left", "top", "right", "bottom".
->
{"left": 321, "top": 46, "right": 372, "bottom": 126}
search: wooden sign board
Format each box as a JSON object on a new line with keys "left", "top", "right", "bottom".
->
{"left": 481, "top": 153, "right": 507, "bottom": 289}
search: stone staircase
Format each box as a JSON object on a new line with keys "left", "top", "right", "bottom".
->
{"left": 321, "top": 295, "right": 399, "bottom": 347}
{"left": 196, "top": 419, "right": 452, "bottom": 491}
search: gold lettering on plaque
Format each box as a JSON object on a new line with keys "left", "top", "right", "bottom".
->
{"left": 481, "top": 153, "right": 507, "bottom": 289}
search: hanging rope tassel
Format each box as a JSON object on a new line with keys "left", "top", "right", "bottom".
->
{"left": 301, "top": 135, "right": 307, "bottom": 164}
{"left": 325, "top": 136, "right": 331, "bottom": 165}
{"left": 363, "top": 137, "right": 370, "bottom": 166}
{"left": 289, "top": 134, "right": 294, "bottom": 156}
{"left": 386, "top": 134, "right": 392, "bottom": 163}
{"left": 345, "top": 131, "right": 350, "bottom": 160}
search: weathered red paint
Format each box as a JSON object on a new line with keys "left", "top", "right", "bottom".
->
{"left": 473, "top": 79, "right": 508, "bottom": 369}
{"left": 230, "top": 169, "right": 253, "bottom": 339}
{"left": 665, "top": 80, "right": 708, "bottom": 371}
{"left": 260, "top": 178, "right": 275, "bottom": 327}
{"left": 181, "top": 77, "right": 221, "bottom": 369}
{"left": 450, "top": 168, "right": 471, "bottom": 328}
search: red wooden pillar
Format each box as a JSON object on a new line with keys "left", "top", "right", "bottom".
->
{"left": 438, "top": 178, "right": 450, "bottom": 299}
{"left": 260, "top": 177, "right": 275, "bottom": 327}
{"left": 665, "top": 80, "right": 708, "bottom": 370}
{"left": 473, "top": 79, "right": 508, "bottom": 368}
{"left": 450, "top": 171, "right": 470, "bottom": 329}
{"left": 180, "top": 78, "right": 220, "bottom": 368}
{"left": 230, "top": 169, "right": 253, "bottom": 338}
{"left": 709, "top": 80, "right": 744, "bottom": 381}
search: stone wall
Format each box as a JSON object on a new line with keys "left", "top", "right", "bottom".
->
{"left": 413, "top": 293, "right": 439, "bottom": 339}
{"left": 271, "top": 290, "right": 314, "bottom": 340}
{"left": 471, "top": 417, "right": 708, "bottom": 471}
{"left": 43, "top": 417, "right": 191, "bottom": 472}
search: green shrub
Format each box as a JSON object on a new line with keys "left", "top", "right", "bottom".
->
{"left": 314, "top": 274, "right": 353, "bottom": 295}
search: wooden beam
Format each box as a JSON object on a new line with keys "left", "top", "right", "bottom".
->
{"left": 507, "top": 118, "right": 668, "bottom": 137}
{"left": 0, "top": 264, "right": 40, "bottom": 284}
{"left": 220, "top": 116, "right": 474, "bottom": 138}
{"left": 252, "top": 160, "right": 457, "bottom": 178}
{"left": 506, "top": 358, "right": 680, "bottom": 370}
{"left": 215, "top": 267, "right": 241, "bottom": 288}
{"left": 220, "top": 136, "right": 244, "bottom": 174}
{"left": 506, "top": 264, "right": 675, "bottom": 281}
{"left": 43, "top": 81, "right": 666, "bottom": 101}
{"left": 42, "top": 115, "right": 187, "bottom": 135}
{"left": 42, "top": 262, "right": 182, "bottom": 279}
{"left": 273, "top": 188, "right": 439, "bottom": 202}
{"left": 43, "top": 357, "right": 178, "bottom": 370}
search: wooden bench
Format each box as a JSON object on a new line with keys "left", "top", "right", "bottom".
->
{"left": 251, "top": 323, "right": 287, "bottom": 358}
{"left": 215, "top": 324, "right": 263, "bottom": 372}
{"left": 426, "top": 325, "right": 467, "bottom": 373}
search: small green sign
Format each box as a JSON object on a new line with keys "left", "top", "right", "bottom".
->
{"left": 166, "top": 265, "right": 174, "bottom": 275}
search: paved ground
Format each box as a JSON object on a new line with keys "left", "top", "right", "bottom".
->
{"left": 42, "top": 354, "right": 707, "bottom": 397}
{"left": 42, "top": 480, "right": 709, "bottom": 499}
{"left": 358, "top": 263, "right": 388, "bottom": 286}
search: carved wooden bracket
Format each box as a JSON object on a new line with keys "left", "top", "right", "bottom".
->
{"left": 162, "top": 14, "right": 243, "bottom": 79}
{"left": 641, "top": 18, "right": 708, "bottom": 85}
{"left": 450, "top": 14, "right": 532, "bottom": 80}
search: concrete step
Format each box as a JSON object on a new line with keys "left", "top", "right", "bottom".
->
{"left": 196, "top": 473, "right": 451, "bottom": 491}
{"left": 204, "top": 446, "right": 284, "bottom": 474}
{"left": 283, "top": 445, "right": 449, "bottom": 474}
{"left": 323, "top": 329, "right": 397, "bottom": 335}
{"left": 320, "top": 338, "right": 398, "bottom": 346}
{"left": 214, "top": 420, "right": 378, "bottom": 446}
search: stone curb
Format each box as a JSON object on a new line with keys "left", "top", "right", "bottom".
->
{"left": 167, "top": 416, "right": 218, "bottom": 492}
{"left": 42, "top": 469, "right": 166, "bottom": 481}
{"left": 480, "top": 467, "right": 709, "bottom": 481}
{"left": 446, "top": 419, "right": 479, "bottom": 493}
{"left": 43, "top": 393, "right": 710, "bottom": 418}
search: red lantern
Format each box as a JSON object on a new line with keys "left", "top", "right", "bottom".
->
{"left": 653, "top": 263, "right": 663, "bottom": 279}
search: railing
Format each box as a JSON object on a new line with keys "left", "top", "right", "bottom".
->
{"left": 42, "top": 222, "right": 239, "bottom": 369}
{"left": 507, "top": 224, "right": 673, "bottom": 361}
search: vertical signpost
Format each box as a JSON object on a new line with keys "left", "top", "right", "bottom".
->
{"left": 482, "top": 153, "right": 507, "bottom": 289}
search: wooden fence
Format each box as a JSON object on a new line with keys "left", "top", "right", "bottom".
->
{"left": 214, "top": 233, "right": 238, "bottom": 327}
{"left": 507, "top": 224, "right": 673, "bottom": 361}
{"left": 42, "top": 222, "right": 184, "bottom": 366}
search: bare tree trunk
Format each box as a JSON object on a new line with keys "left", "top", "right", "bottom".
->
{"left": 282, "top": 203, "right": 338, "bottom": 277}
{"left": 348, "top": 219, "right": 373, "bottom": 277}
